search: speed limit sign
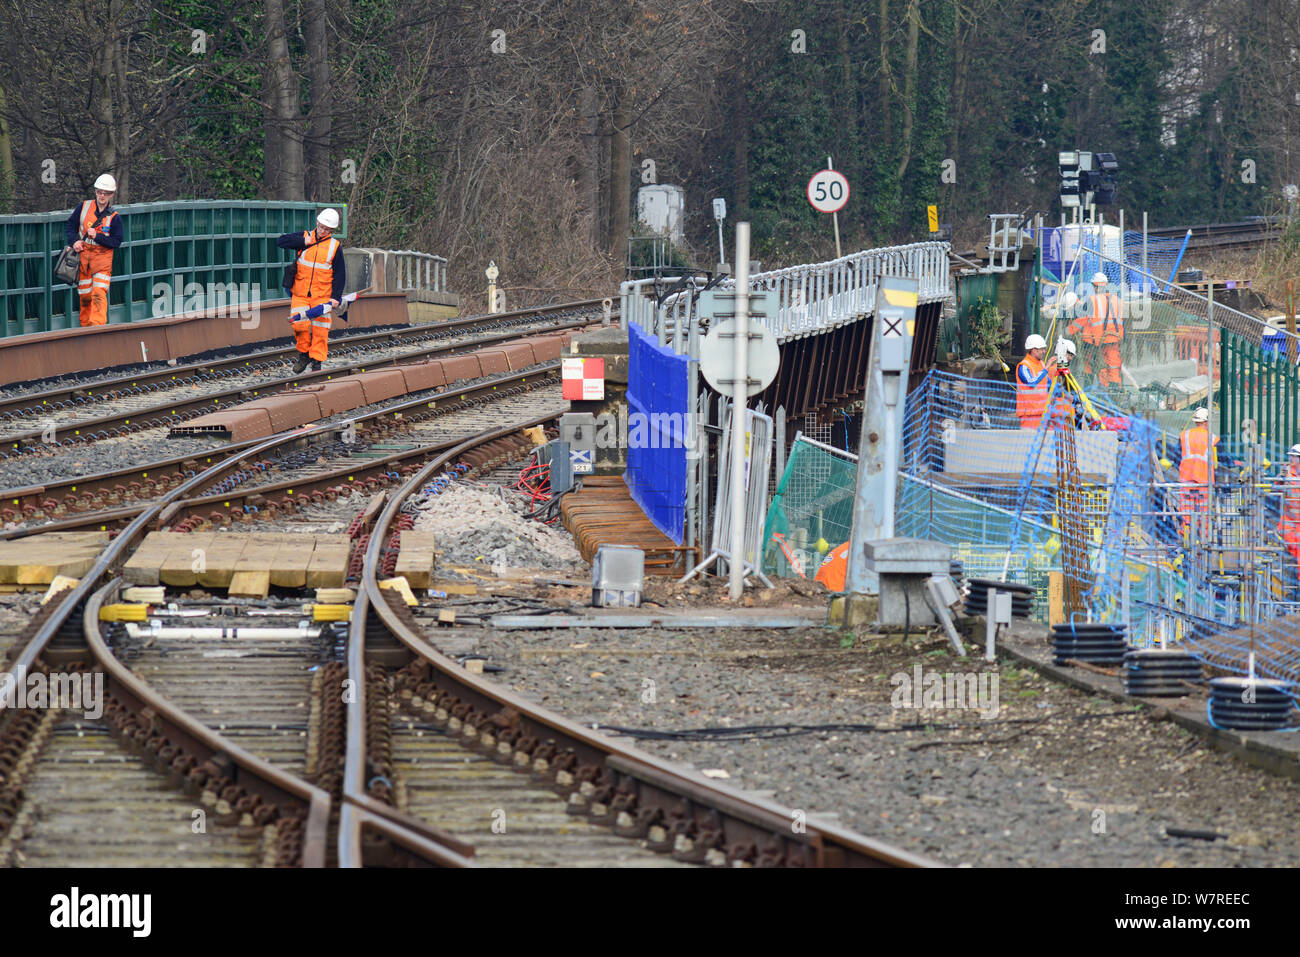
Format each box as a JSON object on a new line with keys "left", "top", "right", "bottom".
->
{"left": 807, "top": 169, "right": 850, "bottom": 213}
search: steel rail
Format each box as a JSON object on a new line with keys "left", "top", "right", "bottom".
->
{"left": 0, "top": 310, "right": 601, "bottom": 452}
{"left": 0, "top": 363, "right": 562, "bottom": 538}
{"left": 344, "top": 426, "right": 938, "bottom": 868}
{"left": 0, "top": 297, "right": 607, "bottom": 422}
{"left": 81, "top": 578, "right": 333, "bottom": 866}
{"left": 2, "top": 399, "right": 506, "bottom": 865}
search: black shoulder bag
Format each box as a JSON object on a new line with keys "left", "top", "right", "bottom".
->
{"left": 53, "top": 202, "right": 110, "bottom": 286}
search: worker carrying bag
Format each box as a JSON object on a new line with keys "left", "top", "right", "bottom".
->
{"left": 53, "top": 203, "right": 112, "bottom": 286}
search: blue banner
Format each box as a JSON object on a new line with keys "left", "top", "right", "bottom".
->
{"left": 625, "top": 321, "right": 689, "bottom": 543}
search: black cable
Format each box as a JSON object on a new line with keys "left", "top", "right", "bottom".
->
{"left": 595, "top": 709, "right": 1137, "bottom": 742}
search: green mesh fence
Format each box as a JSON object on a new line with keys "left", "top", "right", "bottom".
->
{"left": 762, "top": 436, "right": 858, "bottom": 579}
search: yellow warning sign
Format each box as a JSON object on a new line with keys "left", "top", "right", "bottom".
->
{"left": 926, "top": 205, "right": 939, "bottom": 233}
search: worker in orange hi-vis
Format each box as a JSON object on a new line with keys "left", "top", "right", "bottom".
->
{"left": 64, "top": 173, "right": 124, "bottom": 327}
{"left": 1278, "top": 444, "right": 1300, "bottom": 569}
{"left": 277, "top": 208, "right": 346, "bottom": 372}
{"left": 1066, "top": 271, "right": 1124, "bottom": 388}
{"left": 1014, "top": 334, "right": 1059, "bottom": 430}
{"left": 1178, "top": 406, "right": 1218, "bottom": 540}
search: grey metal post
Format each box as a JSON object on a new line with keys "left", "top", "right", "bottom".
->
{"left": 1207, "top": 281, "right": 1215, "bottom": 547}
{"left": 775, "top": 406, "right": 787, "bottom": 487}
{"left": 1142, "top": 212, "right": 1148, "bottom": 294}
{"left": 845, "top": 278, "right": 919, "bottom": 595}
{"left": 729, "top": 223, "right": 752, "bottom": 600}
{"left": 1118, "top": 209, "right": 1125, "bottom": 297}
{"left": 685, "top": 289, "right": 700, "bottom": 556}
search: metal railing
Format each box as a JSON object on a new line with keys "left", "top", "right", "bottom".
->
{"left": 391, "top": 250, "right": 448, "bottom": 293}
{"left": 621, "top": 241, "right": 951, "bottom": 351}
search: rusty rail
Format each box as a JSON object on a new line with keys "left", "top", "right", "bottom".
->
{"left": 0, "top": 363, "right": 562, "bottom": 538}
{"left": 346, "top": 426, "right": 937, "bottom": 868}
{"left": 0, "top": 307, "right": 603, "bottom": 452}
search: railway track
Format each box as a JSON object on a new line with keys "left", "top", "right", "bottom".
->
{"left": 0, "top": 299, "right": 605, "bottom": 455}
{"left": 951, "top": 216, "right": 1286, "bottom": 269}
{"left": 1146, "top": 217, "right": 1285, "bottom": 250}
{"left": 0, "top": 362, "right": 565, "bottom": 537}
{"left": 339, "top": 431, "right": 934, "bottom": 868}
{"left": 0, "top": 368, "right": 932, "bottom": 867}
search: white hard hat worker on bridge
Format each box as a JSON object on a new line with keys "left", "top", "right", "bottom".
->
{"left": 64, "top": 173, "right": 124, "bottom": 327}
{"left": 277, "top": 208, "right": 346, "bottom": 373}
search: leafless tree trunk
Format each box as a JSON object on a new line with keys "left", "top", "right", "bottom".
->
{"left": 304, "top": 0, "right": 331, "bottom": 201}
{"left": 113, "top": 26, "right": 130, "bottom": 201}
{"left": 733, "top": 73, "right": 750, "bottom": 219}
{"left": 265, "top": 0, "right": 304, "bottom": 200}
{"left": 577, "top": 86, "right": 600, "bottom": 248}
{"left": 608, "top": 88, "right": 631, "bottom": 259}
{"left": 0, "top": 85, "right": 14, "bottom": 207}
{"left": 895, "top": 0, "right": 919, "bottom": 181}
{"left": 878, "top": 0, "right": 892, "bottom": 153}
{"left": 93, "top": 8, "right": 119, "bottom": 177}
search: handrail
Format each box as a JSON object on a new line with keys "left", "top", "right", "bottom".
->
{"left": 620, "top": 241, "right": 950, "bottom": 348}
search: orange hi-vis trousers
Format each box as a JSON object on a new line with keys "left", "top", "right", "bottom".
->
{"left": 77, "top": 249, "right": 113, "bottom": 326}
{"left": 290, "top": 297, "right": 332, "bottom": 361}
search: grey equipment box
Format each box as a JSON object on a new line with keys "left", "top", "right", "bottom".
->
{"left": 591, "top": 544, "right": 645, "bottom": 608}
{"left": 863, "top": 537, "right": 953, "bottom": 628}
{"left": 536, "top": 440, "right": 573, "bottom": 495}
{"left": 559, "top": 412, "right": 596, "bottom": 475}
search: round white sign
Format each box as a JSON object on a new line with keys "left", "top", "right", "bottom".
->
{"left": 806, "top": 169, "right": 850, "bottom": 214}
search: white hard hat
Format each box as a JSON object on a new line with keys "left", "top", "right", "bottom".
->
{"left": 1192, "top": 407, "right": 1210, "bottom": 422}
{"left": 1057, "top": 338, "right": 1077, "bottom": 356}
{"left": 1025, "top": 334, "right": 1047, "bottom": 350}
{"left": 317, "top": 208, "right": 341, "bottom": 229}
{"left": 1092, "top": 271, "right": 1109, "bottom": 285}
{"left": 1289, "top": 444, "right": 1300, "bottom": 456}
{"left": 1060, "top": 291, "right": 1079, "bottom": 312}
{"left": 94, "top": 173, "right": 117, "bottom": 192}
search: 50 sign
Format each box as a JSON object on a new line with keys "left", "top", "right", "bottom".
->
{"left": 806, "top": 169, "right": 850, "bottom": 213}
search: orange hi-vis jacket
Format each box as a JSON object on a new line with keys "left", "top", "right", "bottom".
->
{"left": 78, "top": 200, "right": 118, "bottom": 275}
{"left": 290, "top": 231, "right": 340, "bottom": 308}
{"left": 1016, "top": 354, "right": 1049, "bottom": 420}
{"left": 1179, "top": 426, "right": 1218, "bottom": 484}
{"left": 1068, "top": 292, "right": 1123, "bottom": 346}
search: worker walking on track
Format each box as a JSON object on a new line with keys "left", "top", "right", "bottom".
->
{"left": 1065, "top": 271, "right": 1124, "bottom": 388}
{"left": 65, "top": 174, "right": 124, "bottom": 327}
{"left": 1278, "top": 444, "right": 1300, "bottom": 572}
{"left": 1178, "top": 407, "right": 1218, "bottom": 541}
{"left": 278, "top": 208, "right": 346, "bottom": 372}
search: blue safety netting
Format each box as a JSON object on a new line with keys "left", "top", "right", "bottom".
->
{"left": 896, "top": 370, "right": 1300, "bottom": 638}
{"left": 625, "top": 320, "right": 689, "bottom": 543}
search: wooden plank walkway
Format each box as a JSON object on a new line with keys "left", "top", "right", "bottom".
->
{"left": 0, "top": 531, "right": 110, "bottom": 585}
{"left": 122, "top": 531, "right": 353, "bottom": 595}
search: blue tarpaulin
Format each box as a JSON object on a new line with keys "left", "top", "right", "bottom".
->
{"left": 625, "top": 321, "right": 689, "bottom": 543}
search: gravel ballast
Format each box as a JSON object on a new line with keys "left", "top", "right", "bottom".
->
{"left": 442, "top": 595, "right": 1300, "bottom": 867}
